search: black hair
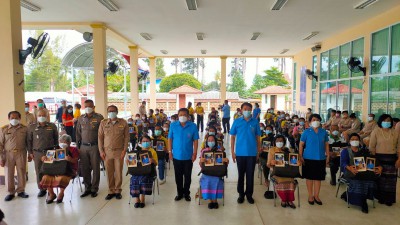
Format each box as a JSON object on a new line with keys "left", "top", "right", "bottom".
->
{"left": 8, "top": 111, "right": 21, "bottom": 119}
{"left": 107, "top": 105, "right": 118, "bottom": 113}
{"left": 84, "top": 99, "right": 94, "bottom": 105}
{"left": 393, "top": 118, "right": 400, "bottom": 123}
{"left": 349, "top": 113, "right": 357, "bottom": 119}
{"left": 275, "top": 134, "right": 287, "bottom": 146}
{"left": 331, "top": 109, "right": 336, "bottom": 113}
{"left": 342, "top": 110, "right": 349, "bottom": 114}
{"left": 336, "top": 111, "right": 341, "bottom": 114}
{"left": 205, "top": 135, "right": 217, "bottom": 149}
{"left": 349, "top": 133, "right": 361, "bottom": 141}
{"left": 266, "top": 125, "right": 274, "bottom": 130}
{"left": 74, "top": 103, "right": 81, "bottom": 109}
{"left": 149, "top": 109, "right": 154, "bottom": 114}
{"left": 178, "top": 108, "right": 189, "bottom": 116}
{"left": 66, "top": 105, "right": 74, "bottom": 116}
{"left": 308, "top": 113, "right": 322, "bottom": 122}
{"left": 241, "top": 102, "right": 253, "bottom": 110}
{"left": 377, "top": 114, "right": 393, "bottom": 128}
{"left": 369, "top": 113, "right": 375, "bottom": 118}
{"left": 140, "top": 135, "right": 151, "bottom": 142}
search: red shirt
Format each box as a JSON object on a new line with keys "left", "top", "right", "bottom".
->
{"left": 62, "top": 113, "right": 74, "bottom": 127}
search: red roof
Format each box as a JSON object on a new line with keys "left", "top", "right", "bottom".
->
{"left": 169, "top": 85, "right": 202, "bottom": 94}
{"left": 321, "top": 84, "right": 362, "bottom": 94}
{"left": 254, "top": 85, "right": 291, "bottom": 94}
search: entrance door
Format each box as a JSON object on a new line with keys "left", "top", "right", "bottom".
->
{"left": 270, "top": 95, "right": 277, "bottom": 109}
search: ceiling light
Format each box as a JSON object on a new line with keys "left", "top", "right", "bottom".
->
{"left": 251, "top": 32, "right": 261, "bottom": 41}
{"left": 20, "top": 0, "right": 41, "bottom": 11}
{"left": 186, "top": 0, "right": 197, "bottom": 10}
{"left": 271, "top": 0, "right": 288, "bottom": 10}
{"left": 196, "top": 33, "right": 204, "bottom": 40}
{"left": 160, "top": 50, "right": 168, "bottom": 55}
{"left": 201, "top": 50, "right": 207, "bottom": 55}
{"left": 354, "top": 0, "right": 378, "bottom": 9}
{"left": 280, "top": 49, "right": 289, "bottom": 54}
{"left": 303, "top": 32, "right": 319, "bottom": 40}
{"left": 140, "top": 33, "right": 152, "bottom": 41}
{"left": 98, "top": 0, "right": 119, "bottom": 11}
{"left": 241, "top": 49, "right": 247, "bottom": 54}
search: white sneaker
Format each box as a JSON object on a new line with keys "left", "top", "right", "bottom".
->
{"left": 159, "top": 179, "right": 166, "bottom": 185}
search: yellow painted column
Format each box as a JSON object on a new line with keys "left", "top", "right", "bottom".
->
{"left": 91, "top": 24, "right": 108, "bottom": 117}
{"left": 129, "top": 46, "right": 139, "bottom": 115}
{"left": 220, "top": 56, "right": 227, "bottom": 104}
{"left": 0, "top": 0, "right": 25, "bottom": 125}
{"left": 149, "top": 57, "right": 157, "bottom": 109}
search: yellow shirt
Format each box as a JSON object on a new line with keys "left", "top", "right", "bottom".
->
{"left": 188, "top": 107, "right": 194, "bottom": 115}
{"left": 195, "top": 106, "right": 204, "bottom": 115}
{"left": 263, "top": 113, "right": 272, "bottom": 120}
{"left": 148, "top": 115, "right": 157, "bottom": 125}
{"left": 74, "top": 108, "right": 81, "bottom": 119}
{"left": 144, "top": 148, "right": 158, "bottom": 166}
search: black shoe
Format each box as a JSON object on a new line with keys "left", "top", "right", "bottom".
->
{"left": 37, "top": 190, "right": 47, "bottom": 198}
{"left": 281, "top": 202, "right": 287, "bottom": 208}
{"left": 246, "top": 196, "right": 255, "bottom": 204}
{"left": 105, "top": 194, "right": 116, "bottom": 200}
{"left": 330, "top": 180, "right": 336, "bottom": 186}
{"left": 17, "top": 192, "right": 29, "bottom": 198}
{"left": 46, "top": 194, "right": 57, "bottom": 204}
{"left": 115, "top": 193, "right": 122, "bottom": 199}
{"left": 237, "top": 195, "right": 245, "bottom": 204}
{"left": 174, "top": 195, "right": 183, "bottom": 201}
{"left": 208, "top": 203, "right": 214, "bottom": 209}
{"left": 308, "top": 198, "right": 315, "bottom": 205}
{"left": 91, "top": 192, "right": 98, "bottom": 198}
{"left": 134, "top": 202, "right": 140, "bottom": 208}
{"left": 361, "top": 202, "right": 369, "bottom": 213}
{"left": 340, "top": 192, "right": 348, "bottom": 202}
{"left": 4, "top": 195, "right": 15, "bottom": 201}
{"left": 314, "top": 198, "right": 323, "bottom": 205}
{"left": 184, "top": 195, "right": 191, "bottom": 201}
{"left": 288, "top": 202, "right": 296, "bottom": 209}
{"left": 56, "top": 195, "right": 64, "bottom": 204}
{"left": 80, "top": 190, "right": 91, "bottom": 198}
{"left": 140, "top": 203, "right": 145, "bottom": 208}
{"left": 214, "top": 202, "right": 219, "bottom": 209}
{"left": 385, "top": 202, "right": 393, "bottom": 206}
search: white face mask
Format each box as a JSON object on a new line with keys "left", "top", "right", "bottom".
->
{"left": 368, "top": 117, "right": 373, "bottom": 122}
{"left": 285, "top": 116, "right": 290, "bottom": 120}
{"left": 311, "top": 121, "right": 320, "bottom": 128}
{"left": 85, "top": 107, "right": 93, "bottom": 114}
{"left": 10, "top": 119, "right": 20, "bottom": 126}
{"left": 136, "top": 117, "right": 140, "bottom": 120}
{"left": 38, "top": 116, "right": 46, "bottom": 123}
{"left": 179, "top": 116, "right": 188, "bottom": 123}
{"left": 293, "top": 119, "right": 298, "bottom": 123}
{"left": 350, "top": 141, "right": 360, "bottom": 147}
{"left": 108, "top": 112, "right": 117, "bottom": 119}
{"left": 163, "top": 127, "right": 168, "bottom": 131}
{"left": 276, "top": 142, "right": 284, "bottom": 148}
{"left": 59, "top": 143, "right": 69, "bottom": 149}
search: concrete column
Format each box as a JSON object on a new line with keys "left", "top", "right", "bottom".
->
{"left": 129, "top": 46, "right": 139, "bottom": 115}
{"left": 220, "top": 56, "right": 227, "bottom": 104}
{"left": 149, "top": 57, "right": 157, "bottom": 109}
{"left": 361, "top": 35, "right": 371, "bottom": 123}
{"left": 91, "top": 24, "right": 107, "bottom": 117}
{"left": 0, "top": 0, "right": 25, "bottom": 125}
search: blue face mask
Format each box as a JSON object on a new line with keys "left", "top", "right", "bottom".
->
{"left": 142, "top": 142, "right": 150, "bottom": 148}
{"left": 154, "top": 130, "right": 162, "bottom": 136}
{"left": 265, "top": 130, "right": 272, "bottom": 135}
{"left": 209, "top": 132, "right": 215, "bottom": 136}
{"left": 299, "top": 121, "right": 305, "bottom": 126}
{"left": 208, "top": 142, "right": 215, "bottom": 148}
{"left": 381, "top": 121, "right": 391, "bottom": 128}
{"left": 243, "top": 111, "right": 251, "bottom": 118}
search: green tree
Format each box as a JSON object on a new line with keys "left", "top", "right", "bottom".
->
{"left": 159, "top": 73, "right": 201, "bottom": 92}
{"left": 228, "top": 70, "right": 247, "bottom": 98}
{"left": 143, "top": 58, "right": 166, "bottom": 79}
{"left": 203, "top": 81, "right": 219, "bottom": 91}
{"left": 263, "top": 67, "right": 289, "bottom": 87}
{"left": 181, "top": 58, "right": 199, "bottom": 76}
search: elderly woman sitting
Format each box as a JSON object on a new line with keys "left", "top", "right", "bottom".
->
{"left": 39, "top": 134, "right": 79, "bottom": 204}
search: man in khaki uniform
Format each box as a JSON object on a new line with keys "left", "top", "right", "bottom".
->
{"left": 27, "top": 109, "right": 58, "bottom": 197}
{"left": 0, "top": 111, "right": 30, "bottom": 201}
{"left": 33, "top": 99, "right": 50, "bottom": 122}
{"left": 139, "top": 101, "right": 147, "bottom": 117}
{"left": 338, "top": 110, "right": 352, "bottom": 132}
{"left": 76, "top": 99, "right": 104, "bottom": 198}
{"left": 98, "top": 105, "right": 129, "bottom": 200}
{"left": 359, "top": 113, "right": 378, "bottom": 146}
{"left": 25, "top": 103, "right": 35, "bottom": 126}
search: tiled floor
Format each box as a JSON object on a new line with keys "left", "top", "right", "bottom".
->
{"left": 1, "top": 133, "right": 400, "bottom": 225}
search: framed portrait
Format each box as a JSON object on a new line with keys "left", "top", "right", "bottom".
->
{"left": 127, "top": 153, "right": 137, "bottom": 167}
{"left": 366, "top": 157, "right": 375, "bottom": 171}
{"left": 129, "top": 127, "right": 135, "bottom": 134}
{"left": 354, "top": 157, "right": 366, "bottom": 172}
{"left": 204, "top": 152, "right": 214, "bottom": 166}
{"left": 217, "top": 141, "right": 223, "bottom": 149}
{"left": 332, "top": 147, "right": 341, "bottom": 157}
{"left": 289, "top": 153, "right": 299, "bottom": 166}
{"left": 156, "top": 141, "right": 165, "bottom": 151}
{"left": 140, "top": 153, "right": 151, "bottom": 166}
{"left": 44, "top": 150, "right": 55, "bottom": 163}
{"left": 262, "top": 141, "right": 271, "bottom": 152}
{"left": 56, "top": 149, "right": 66, "bottom": 160}
{"left": 214, "top": 152, "right": 224, "bottom": 165}
{"left": 290, "top": 123, "right": 296, "bottom": 127}
{"left": 274, "top": 153, "right": 285, "bottom": 167}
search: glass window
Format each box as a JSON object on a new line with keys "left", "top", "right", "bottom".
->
{"left": 293, "top": 91, "right": 296, "bottom": 102}
{"left": 312, "top": 90, "right": 316, "bottom": 103}
{"left": 339, "top": 43, "right": 350, "bottom": 79}
{"left": 338, "top": 80, "right": 350, "bottom": 112}
{"left": 370, "top": 76, "right": 388, "bottom": 118}
{"left": 388, "top": 75, "right": 400, "bottom": 115}
{"left": 329, "top": 48, "right": 339, "bottom": 80}
{"left": 391, "top": 24, "right": 400, "bottom": 73}
{"left": 320, "top": 82, "right": 337, "bottom": 122}
{"left": 350, "top": 79, "right": 363, "bottom": 119}
{"left": 320, "top": 51, "right": 329, "bottom": 81}
{"left": 293, "top": 63, "right": 297, "bottom": 89}
{"left": 312, "top": 55, "right": 317, "bottom": 89}
{"left": 371, "top": 28, "right": 389, "bottom": 75}
{"left": 352, "top": 38, "right": 364, "bottom": 77}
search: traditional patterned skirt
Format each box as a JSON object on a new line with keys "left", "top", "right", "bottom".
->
{"left": 40, "top": 175, "right": 72, "bottom": 189}
{"left": 375, "top": 154, "right": 397, "bottom": 204}
{"left": 130, "top": 175, "right": 154, "bottom": 197}
{"left": 347, "top": 179, "right": 376, "bottom": 207}
{"left": 200, "top": 175, "right": 224, "bottom": 200}
{"left": 271, "top": 176, "right": 296, "bottom": 202}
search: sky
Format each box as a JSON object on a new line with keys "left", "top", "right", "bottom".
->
{"left": 22, "top": 30, "right": 293, "bottom": 87}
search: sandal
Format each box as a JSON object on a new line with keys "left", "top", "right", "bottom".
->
{"left": 46, "top": 194, "right": 57, "bottom": 204}
{"left": 287, "top": 202, "right": 296, "bottom": 209}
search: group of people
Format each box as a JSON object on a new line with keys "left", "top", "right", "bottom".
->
{"left": 1, "top": 99, "right": 399, "bottom": 214}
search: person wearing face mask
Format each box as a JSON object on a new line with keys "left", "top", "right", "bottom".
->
{"left": 147, "top": 109, "right": 158, "bottom": 134}
{"left": 62, "top": 105, "right": 74, "bottom": 138}
{"left": 358, "top": 114, "right": 377, "bottom": 146}
{"left": 34, "top": 99, "right": 50, "bottom": 123}
{"left": 230, "top": 102, "right": 261, "bottom": 204}
{"left": 98, "top": 105, "right": 129, "bottom": 200}
{"left": 162, "top": 123, "right": 170, "bottom": 138}
{"left": 27, "top": 109, "right": 59, "bottom": 198}
{"left": 221, "top": 100, "right": 231, "bottom": 134}
{"left": 340, "top": 133, "right": 382, "bottom": 213}
{"left": 127, "top": 118, "right": 138, "bottom": 150}
{"left": 154, "top": 108, "right": 163, "bottom": 126}
{"left": 55, "top": 100, "right": 67, "bottom": 126}
{"left": 201, "top": 127, "right": 218, "bottom": 149}
{"left": 187, "top": 102, "right": 195, "bottom": 123}
{"left": 299, "top": 113, "right": 329, "bottom": 205}
{"left": 234, "top": 108, "right": 242, "bottom": 120}
{"left": 1, "top": 111, "right": 30, "bottom": 201}
{"left": 342, "top": 113, "right": 361, "bottom": 142}
{"left": 195, "top": 102, "right": 205, "bottom": 132}
{"left": 24, "top": 103, "right": 35, "bottom": 126}
{"left": 323, "top": 110, "right": 340, "bottom": 130}
{"left": 152, "top": 125, "right": 168, "bottom": 184}
{"left": 267, "top": 135, "right": 297, "bottom": 209}
{"left": 327, "top": 125, "right": 346, "bottom": 186}
{"left": 305, "top": 108, "right": 312, "bottom": 122}
{"left": 259, "top": 125, "right": 275, "bottom": 187}
{"left": 159, "top": 109, "right": 167, "bottom": 124}
{"left": 199, "top": 135, "right": 229, "bottom": 209}
{"left": 252, "top": 103, "right": 261, "bottom": 122}
{"left": 139, "top": 101, "right": 147, "bottom": 117}
{"left": 287, "top": 115, "right": 299, "bottom": 151}
{"left": 369, "top": 114, "right": 400, "bottom": 206}
{"left": 168, "top": 108, "right": 199, "bottom": 201}
{"left": 339, "top": 111, "right": 352, "bottom": 132}
{"left": 75, "top": 99, "right": 104, "bottom": 198}
{"left": 39, "top": 134, "right": 79, "bottom": 204}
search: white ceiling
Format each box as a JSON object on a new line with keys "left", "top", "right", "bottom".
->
{"left": 20, "top": 0, "right": 400, "bottom": 57}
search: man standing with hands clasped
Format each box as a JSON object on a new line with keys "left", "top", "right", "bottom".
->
{"left": 168, "top": 108, "right": 199, "bottom": 201}
{"left": 230, "top": 102, "right": 261, "bottom": 204}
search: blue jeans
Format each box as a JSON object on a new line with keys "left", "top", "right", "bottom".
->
{"left": 158, "top": 159, "right": 165, "bottom": 180}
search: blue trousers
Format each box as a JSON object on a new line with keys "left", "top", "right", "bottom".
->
{"left": 158, "top": 159, "right": 165, "bottom": 180}
{"left": 236, "top": 156, "right": 257, "bottom": 197}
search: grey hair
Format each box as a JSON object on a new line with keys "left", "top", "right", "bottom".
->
{"left": 59, "top": 134, "right": 72, "bottom": 143}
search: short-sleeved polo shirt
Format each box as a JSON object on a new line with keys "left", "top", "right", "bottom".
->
{"left": 252, "top": 108, "right": 261, "bottom": 119}
{"left": 230, "top": 117, "right": 261, "bottom": 156}
{"left": 168, "top": 121, "right": 199, "bottom": 160}
{"left": 222, "top": 104, "right": 231, "bottom": 118}
{"left": 300, "top": 127, "right": 329, "bottom": 160}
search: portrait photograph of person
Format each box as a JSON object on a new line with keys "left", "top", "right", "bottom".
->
{"left": 332, "top": 147, "right": 341, "bottom": 157}
{"left": 274, "top": 153, "right": 285, "bottom": 167}
{"left": 129, "top": 127, "right": 135, "bottom": 134}
{"left": 140, "top": 153, "right": 151, "bottom": 166}
{"left": 217, "top": 141, "right": 223, "bottom": 149}
{"left": 156, "top": 141, "right": 165, "bottom": 151}
{"left": 214, "top": 152, "right": 224, "bottom": 165}
{"left": 127, "top": 153, "right": 137, "bottom": 167}
{"left": 204, "top": 152, "right": 214, "bottom": 166}
{"left": 56, "top": 149, "right": 66, "bottom": 160}
{"left": 44, "top": 150, "right": 55, "bottom": 163}
{"left": 366, "top": 157, "right": 375, "bottom": 171}
{"left": 354, "top": 157, "right": 366, "bottom": 172}
{"left": 289, "top": 153, "right": 299, "bottom": 166}
{"left": 262, "top": 141, "right": 271, "bottom": 152}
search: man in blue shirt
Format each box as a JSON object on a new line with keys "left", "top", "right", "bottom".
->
{"left": 252, "top": 103, "right": 261, "bottom": 122}
{"left": 221, "top": 100, "right": 231, "bottom": 134}
{"left": 230, "top": 102, "right": 261, "bottom": 204}
{"left": 168, "top": 108, "right": 199, "bottom": 201}
{"left": 55, "top": 100, "right": 66, "bottom": 125}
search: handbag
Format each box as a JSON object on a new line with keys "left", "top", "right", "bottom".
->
{"left": 127, "top": 147, "right": 154, "bottom": 176}
{"left": 271, "top": 150, "right": 301, "bottom": 178}
{"left": 200, "top": 150, "right": 227, "bottom": 177}
{"left": 41, "top": 160, "right": 71, "bottom": 176}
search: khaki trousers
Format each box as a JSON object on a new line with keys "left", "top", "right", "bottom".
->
{"left": 105, "top": 150, "right": 123, "bottom": 194}
{"left": 5, "top": 151, "right": 27, "bottom": 195}
{"left": 79, "top": 145, "right": 101, "bottom": 192}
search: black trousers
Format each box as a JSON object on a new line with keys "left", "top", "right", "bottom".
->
{"left": 65, "top": 126, "right": 73, "bottom": 138}
{"left": 236, "top": 156, "right": 257, "bottom": 197}
{"left": 222, "top": 117, "right": 230, "bottom": 133}
{"left": 329, "top": 156, "right": 340, "bottom": 182}
{"left": 196, "top": 115, "right": 204, "bottom": 132}
{"left": 173, "top": 159, "right": 193, "bottom": 196}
